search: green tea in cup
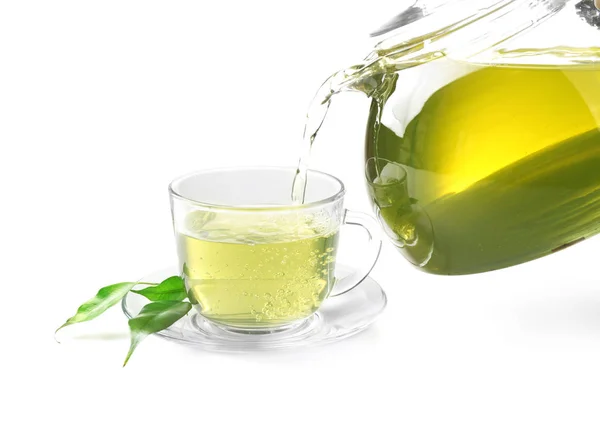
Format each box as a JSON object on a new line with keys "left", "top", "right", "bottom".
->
{"left": 177, "top": 212, "right": 338, "bottom": 328}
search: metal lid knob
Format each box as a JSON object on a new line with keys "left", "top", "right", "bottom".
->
{"left": 576, "top": 0, "right": 600, "bottom": 28}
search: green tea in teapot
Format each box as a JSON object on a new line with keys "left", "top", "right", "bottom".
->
{"left": 366, "top": 58, "right": 600, "bottom": 275}
{"left": 294, "top": 49, "right": 600, "bottom": 276}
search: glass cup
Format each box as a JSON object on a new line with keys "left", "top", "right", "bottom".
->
{"left": 169, "top": 167, "right": 381, "bottom": 333}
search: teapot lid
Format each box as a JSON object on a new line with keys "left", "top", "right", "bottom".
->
{"left": 369, "top": 0, "right": 599, "bottom": 61}
{"left": 369, "top": 0, "right": 504, "bottom": 38}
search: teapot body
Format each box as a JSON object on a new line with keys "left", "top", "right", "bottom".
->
{"left": 360, "top": 0, "right": 600, "bottom": 274}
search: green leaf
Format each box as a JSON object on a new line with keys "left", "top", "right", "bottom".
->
{"left": 56, "top": 282, "right": 143, "bottom": 335}
{"left": 132, "top": 276, "right": 187, "bottom": 301}
{"left": 187, "top": 289, "right": 198, "bottom": 305}
{"left": 123, "top": 301, "right": 192, "bottom": 366}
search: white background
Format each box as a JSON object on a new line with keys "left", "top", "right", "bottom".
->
{"left": 2, "top": 1, "right": 600, "bottom": 422}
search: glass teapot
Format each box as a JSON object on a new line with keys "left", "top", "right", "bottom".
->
{"left": 309, "top": 0, "right": 600, "bottom": 275}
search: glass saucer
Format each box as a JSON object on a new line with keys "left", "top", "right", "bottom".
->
{"left": 121, "top": 265, "right": 386, "bottom": 352}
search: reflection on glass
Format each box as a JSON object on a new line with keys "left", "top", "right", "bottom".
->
{"left": 366, "top": 158, "right": 434, "bottom": 268}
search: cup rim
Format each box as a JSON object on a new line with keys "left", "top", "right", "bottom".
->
{"left": 168, "top": 166, "right": 346, "bottom": 211}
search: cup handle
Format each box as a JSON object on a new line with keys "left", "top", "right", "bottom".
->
{"left": 330, "top": 210, "right": 383, "bottom": 297}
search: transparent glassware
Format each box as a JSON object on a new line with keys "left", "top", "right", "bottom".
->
{"left": 168, "top": 167, "right": 382, "bottom": 332}
{"left": 313, "top": 0, "right": 600, "bottom": 275}
{"left": 121, "top": 265, "right": 387, "bottom": 352}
